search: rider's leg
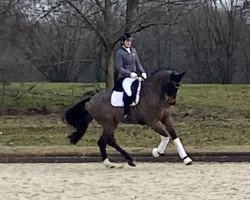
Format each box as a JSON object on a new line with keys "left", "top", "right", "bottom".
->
{"left": 122, "top": 78, "right": 135, "bottom": 121}
{"left": 123, "top": 94, "right": 131, "bottom": 118}
{"left": 122, "top": 78, "right": 134, "bottom": 96}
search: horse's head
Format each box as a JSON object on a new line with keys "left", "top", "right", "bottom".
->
{"left": 147, "top": 69, "right": 186, "bottom": 105}
{"left": 163, "top": 71, "right": 186, "bottom": 105}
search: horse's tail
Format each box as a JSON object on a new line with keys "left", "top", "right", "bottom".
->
{"left": 64, "top": 95, "right": 94, "bottom": 145}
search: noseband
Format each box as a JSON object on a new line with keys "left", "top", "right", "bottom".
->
{"left": 172, "top": 80, "right": 180, "bottom": 89}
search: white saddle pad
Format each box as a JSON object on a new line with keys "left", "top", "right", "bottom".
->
{"left": 111, "top": 80, "right": 141, "bottom": 107}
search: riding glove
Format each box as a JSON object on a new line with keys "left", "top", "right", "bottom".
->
{"left": 130, "top": 72, "right": 138, "bottom": 79}
{"left": 141, "top": 72, "right": 147, "bottom": 80}
{"left": 138, "top": 77, "right": 143, "bottom": 82}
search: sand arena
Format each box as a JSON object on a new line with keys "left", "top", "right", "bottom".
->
{"left": 0, "top": 162, "right": 249, "bottom": 200}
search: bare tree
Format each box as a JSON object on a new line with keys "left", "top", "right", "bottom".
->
{"left": 1, "top": 0, "right": 249, "bottom": 83}
{"left": 181, "top": 0, "right": 249, "bottom": 83}
{"left": 11, "top": 0, "right": 103, "bottom": 82}
{"left": 38, "top": 0, "right": 202, "bottom": 87}
{"left": 0, "top": 0, "right": 28, "bottom": 81}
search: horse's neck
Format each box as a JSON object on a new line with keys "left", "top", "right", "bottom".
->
{"left": 142, "top": 78, "right": 164, "bottom": 95}
{"left": 141, "top": 79, "right": 165, "bottom": 107}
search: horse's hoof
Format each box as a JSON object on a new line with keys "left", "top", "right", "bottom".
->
{"left": 183, "top": 157, "right": 192, "bottom": 165}
{"left": 128, "top": 160, "right": 136, "bottom": 167}
{"left": 103, "top": 158, "right": 116, "bottom": 168}
{"left": 67, "top": 135, "right": 77, "bottom": 145}
{"left": 152, "top": 148, "right": 160, "bottom": 158}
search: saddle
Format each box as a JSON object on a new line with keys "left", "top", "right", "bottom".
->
{"left": 111, "top": 77, "right": 141, "bottom": 107}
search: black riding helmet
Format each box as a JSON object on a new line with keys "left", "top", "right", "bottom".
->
{"left": 120, "top": 32, "right": 133, "bottom": 42}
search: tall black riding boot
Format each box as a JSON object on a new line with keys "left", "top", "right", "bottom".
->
{"left": 123, "top": 94, "right": 132, "bottom": 122}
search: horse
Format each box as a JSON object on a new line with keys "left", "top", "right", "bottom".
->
{"left": 65, "top": 69, "right": 192, "bottom": 167}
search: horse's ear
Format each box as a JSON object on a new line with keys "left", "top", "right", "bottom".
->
{"left": 171, "top": 71, "right": 187, "bottom": 83}
{"left": 180, "top": 71, "right": 187, "bottom": 79}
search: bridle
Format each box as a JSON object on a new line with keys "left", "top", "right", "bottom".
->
{"left": 165, "top": 80, "right": 181, "bottom": 97}
{"left": 171, "top": 81, "right": 181, "bottom": 89}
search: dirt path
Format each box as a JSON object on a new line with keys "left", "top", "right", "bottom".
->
{"left": 0, "top": 162, "right": 249, "bottom": 200}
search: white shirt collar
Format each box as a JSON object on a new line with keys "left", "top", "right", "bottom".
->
{"left": 123, "top": 46, "right": 131, "bottom": 54}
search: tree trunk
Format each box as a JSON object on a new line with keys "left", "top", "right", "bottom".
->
{"left": 104, "top": 49, "right": 114, "bottom": 88}
{"left": 125, "top": 0, "right": 139, "bottom": 32}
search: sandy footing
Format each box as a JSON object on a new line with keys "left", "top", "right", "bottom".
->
{"left": 0, "top": 162, "right": 249, "bottom": 200}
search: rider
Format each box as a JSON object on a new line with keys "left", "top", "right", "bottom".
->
{"left": 114, "top": 32, "right": 147, "bottom": 121}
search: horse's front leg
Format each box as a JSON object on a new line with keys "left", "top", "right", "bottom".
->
{"left": 150, "top": 121, "right": 171, "bottom": 158}
{"left": 161, "top": 115, "right": 192, "bottom": 165}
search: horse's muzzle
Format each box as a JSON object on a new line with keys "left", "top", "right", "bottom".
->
{"left": 167, "top": 95, "right": 176, "bottom": 105}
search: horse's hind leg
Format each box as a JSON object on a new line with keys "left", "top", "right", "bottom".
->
{"left": 107, "top": 135, "right": 136, "bottom": 167}
{"left": 98, "top": 132, "right": 109, "bottom": 160}
{"left": 98, "top": 128, "right": 136, "bottom": 168}
{"left": 98, "top": 130, "right": 117, "bottom": 168}
{"left": 97, "top": 132, "right": 116, "bottom": 168}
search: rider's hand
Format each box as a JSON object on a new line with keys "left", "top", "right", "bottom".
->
{"left": 130, "top": 72, "right": 138, "bottom": 79}
{"left": 141, "top": 72, "right": 147, "bottom": 80}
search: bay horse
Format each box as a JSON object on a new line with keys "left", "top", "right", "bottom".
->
{"left": 65, "top": 69, "right": 192, "bottom": 167}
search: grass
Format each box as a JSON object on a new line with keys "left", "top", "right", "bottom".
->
{"left": 0, "top": 82, "right": 104, "bottom": 108}
{"left": 178, "top": 84, "right": 250, "bottom": 115}
{"left": 0, "top": 83, "right": 249, "bottom": 155}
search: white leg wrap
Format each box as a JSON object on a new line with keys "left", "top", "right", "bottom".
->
{"left": 183, "top": 157, "right": 192, "bottom": 165}
{"left": 158, "top": 136, "right": 170, "bottom": 154}
{"left": 152, "top": 136, "right": 170, "bottom": 158}
{"left": 103, "top": 158, "right": 115, "bottom": 168}
{"left": 152, "top": 148, "right": 160, "bottom": 158}
{"left": 173, "top": 138, "right": 192, "bottom": 165}
{"left": 173, "top": 138, "right": 187, "bottom": 159}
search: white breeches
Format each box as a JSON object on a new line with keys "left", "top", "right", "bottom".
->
{"left": 122, "top": 77, "right": 135, "bottom": 97}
